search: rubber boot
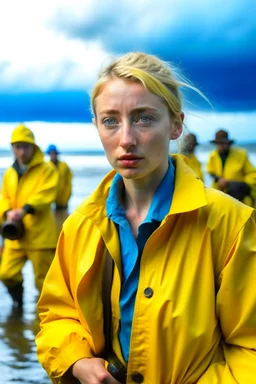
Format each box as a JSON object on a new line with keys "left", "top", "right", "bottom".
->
{"left": 7, "top": 282, "right": 24, "bottom": 309}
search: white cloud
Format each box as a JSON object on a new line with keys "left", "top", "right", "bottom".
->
{"left": 48, "top": 0, "right": 255, "bottom": 56}
{"left": 0, "top": 0, "right": 254, "bottom": 93}
{"left": 0, "top": 121, "right": 103, "bottom": 150}
{"left": 0, "top": 1, "right": 110, "bottom": 92}
{"left": 0, "top": 37, "right": 109, "bottom": 91}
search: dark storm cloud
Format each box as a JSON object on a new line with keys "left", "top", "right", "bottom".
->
{"left": 49, "top": 1, "right": 255, "bottom": 58}
{"left": 48, "top": 0, "right": 256, "bottom": 110}
{"left": 0, "top": 0, "right": 255, "bottom": 122}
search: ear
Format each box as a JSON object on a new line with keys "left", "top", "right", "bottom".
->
{"left": 170, "top": 112, "right": 184, "bottom": 140}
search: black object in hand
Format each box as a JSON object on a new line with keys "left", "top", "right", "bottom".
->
{"left": 107, "top": 355, "right": 127, "bottom": 383}
{"left": 1, "top": 220, "right": 25, "bottom": 240}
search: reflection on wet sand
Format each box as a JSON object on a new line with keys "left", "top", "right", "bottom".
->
{"left": 0, "top": 261, "right": 51, "bottom": 384}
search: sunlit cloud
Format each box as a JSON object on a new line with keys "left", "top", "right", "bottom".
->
{"left": 0, "top": 0, "right": 255, "bottom": 118}
{"left": 0, "top": 1, "right": 110, "bottom": 92}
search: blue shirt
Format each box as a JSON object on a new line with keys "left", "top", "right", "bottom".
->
{"left": 106, "top": 158, "right": 175, "bottom": 362}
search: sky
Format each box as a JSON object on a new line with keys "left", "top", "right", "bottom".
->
{"left": 0, "top": 1, "right": 255, "bottom": 119}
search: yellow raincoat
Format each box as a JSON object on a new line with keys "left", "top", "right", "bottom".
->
{"left": 207, "top": 147, "right": 256, "bottom": 206}
{"left": 0, "top": 146, "right": 58, "bottom": 249}
{"left": 185, "top": 153, "right": 204, "bottom": 181}
{"left": 36, "top": 155, "right": 256, "bottom": 384}
{"left": 49, "top": 160, "right": 72, "bottom": 208}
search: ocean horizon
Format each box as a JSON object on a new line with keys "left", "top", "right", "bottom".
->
{"left": 1, "top": 143, "right": 256, "bottom": 213}
{"left": 0, "top": 109, "right": 256, "bottom": 152}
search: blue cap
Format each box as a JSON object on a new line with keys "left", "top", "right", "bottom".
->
{"left": 46, "top": 144, "right": 60, "bottom": 154}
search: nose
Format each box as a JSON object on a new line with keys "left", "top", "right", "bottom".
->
{"left": 119, "top": 121, "right": 136, "bottom": 149}
{"left": 21, "top": 147, "right": 27, "bottom": 157}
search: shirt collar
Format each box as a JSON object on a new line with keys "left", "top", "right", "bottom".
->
{"left": 145, "top": 157, "right": 175, "bottom": 222}
{"left": 106, "top": 157, "right": 175, "bottom": 223}
{"left": 106, "top": 173, "right": 125, "bottom": 219}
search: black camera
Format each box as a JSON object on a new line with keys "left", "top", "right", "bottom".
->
{"left": 1, "top": 219, "right": 25, "bottom": 240}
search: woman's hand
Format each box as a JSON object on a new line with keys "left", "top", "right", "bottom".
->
{"left": 72, "top": 357, "right": 122, "bottom": 384}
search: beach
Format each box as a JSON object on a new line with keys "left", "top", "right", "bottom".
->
{"left": 0, "top": 144, "right": 256, "bottom": 383}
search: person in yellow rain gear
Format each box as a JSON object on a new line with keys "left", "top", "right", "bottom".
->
{"left": 36, "top": 52, "right": 256, "bottom": 384}
{"left": 46, "top": 144, "right": 73, "bottom": 236}
{"left": 181, "top": 132, "right": 204, "bottom": 181}
{"left": 207, "top": 129, "right": 256, "bottom": 206}
{"left": 0, "top": 124, "right": 58, "bottom": 310}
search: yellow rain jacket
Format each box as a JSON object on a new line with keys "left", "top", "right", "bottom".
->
{"left": 186, "top": 153, "right": 204, "bottom": 181}
{"left": 49, "top": 161, "right": 72, "bottom": 208}
{"left": 36, "top": 155, "right": 256, "bottom": 384}
{"left": 207, "top": 147, "right": 256, "bottom": 205}
{"left": 0, "top": 146, "right": 58, "bottom": 249}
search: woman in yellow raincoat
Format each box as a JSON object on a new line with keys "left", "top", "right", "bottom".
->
{"left": 36, "top": 52, "right": 256, "bottom": 384}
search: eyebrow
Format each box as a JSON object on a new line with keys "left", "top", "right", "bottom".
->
{"left": 98, "top": 106, "right": 159, "bottom": 115}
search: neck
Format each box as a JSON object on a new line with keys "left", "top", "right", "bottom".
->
{"left": 17, "top": 161, "right": 28, "bottom": 169}
{"left": 122, "top": 184, "right": 153, "bottom": 237}
{"left": 120, "top": 160, "right": 169, "bottom": 235}
{"left": 123, "top": 183, "right": 153, "bottom": 216}
{"left": 124, "top": 161, "right": 168, "bottom": 210}
{"left": 219, "top": 149, "right": 229, "bottom": 156}
{"left": 122, "top": 170, "right": 164, "bottom": 220}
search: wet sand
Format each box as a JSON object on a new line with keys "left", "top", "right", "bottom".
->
{"left": 0, "top": 261, "right": 51, "bottom": 384}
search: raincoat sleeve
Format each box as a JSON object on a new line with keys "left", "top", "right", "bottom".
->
{"left": 243, "top": 153, "right": 256, "bottom": 188}
{"left": 198, "top": 211, "right": 256, "bottom": 383}
{"left": 206, "top": 152, "right": 219, "bottom": 180}
{"left": 0, "top": 172, "right": 12, "bottom": 221}
{"left": 36, "top": 229, "right": 95, "bottom": 384}
{"left": 63, "top": 165, "right": 72, "bottom": 203}
{"left": 56, "top": 163, "right": 72, "bottom": 206}
{"left": 26, "top": 164, "right": 58, "bottom": 211}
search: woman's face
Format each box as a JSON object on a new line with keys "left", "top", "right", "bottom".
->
{"left": 94, "top": 77, "right": 183, "bottom": 183}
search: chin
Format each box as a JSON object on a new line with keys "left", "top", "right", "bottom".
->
{"left": 20, "top": 159, "right": 30, "bottom": 165}
{"left": 119, "top": 168, "right": 143, "bottom": 180}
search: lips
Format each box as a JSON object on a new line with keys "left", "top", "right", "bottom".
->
{"left": 118, "top": 154, "right": 142, "bottom": 160}
{"left": 118, "top": 154, "right": 142, "bottom": 167}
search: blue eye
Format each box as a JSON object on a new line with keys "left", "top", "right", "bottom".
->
{"left": 136, "top": 115, "right": 154, "bottom": 124}
{"left": 102, "top": 117, "right": 117, "bottom": 126}
{"left": 141, "top": 116, "right": 151, "bottom": 122}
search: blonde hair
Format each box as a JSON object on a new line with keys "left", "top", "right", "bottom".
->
{"left": 91, "top": 52, "right": 207, "bottom": 121}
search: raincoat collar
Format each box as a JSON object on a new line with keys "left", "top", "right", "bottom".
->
{"left": 79, "top": 154, "right": 207, "bottom": 222}
{"left": 170, "top": 154, "right": 207, "bottom": 214}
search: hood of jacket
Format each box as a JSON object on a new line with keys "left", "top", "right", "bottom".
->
{"left": 11, "top": 124, "right": 36, "bottom": 145}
